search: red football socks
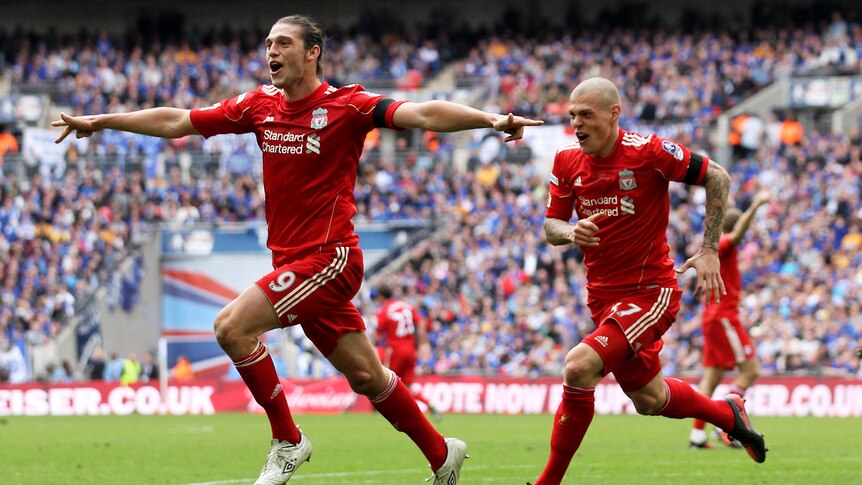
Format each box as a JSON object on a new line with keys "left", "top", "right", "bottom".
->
{"left": 370, "top": 370, "right": 447, "bottom": 470}
{"left": 660, "top": 378, "right": 734, "bottom": 431}
{"left": 534, "top": 385, "right": 596, "bottom": 485}
{"left": 234, "top": 341, "right": 301, "bottom": 444}
{"left": 693, "top": 382, "right": 746, "bottom": 430}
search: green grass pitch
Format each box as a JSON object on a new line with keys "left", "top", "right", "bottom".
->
{"left": 2, "top": 413, "right": 859, "bottom": 484}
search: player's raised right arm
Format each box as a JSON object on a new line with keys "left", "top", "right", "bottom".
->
{"left": 52, "top": 108, "right": 199, "bottom": 143}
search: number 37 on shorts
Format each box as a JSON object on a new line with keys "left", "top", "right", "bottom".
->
{"left": 594, "top": 287, "right": 682, "bottom": 348}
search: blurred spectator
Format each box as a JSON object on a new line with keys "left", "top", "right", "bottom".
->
{"left": 103, "top": 351, "right": 124, "bottom": 381}
{"left": 50, "top": 359, "right": 74, "bottom": 382}
{"left": 120, "top": 352, "right": 141, "bottom": 386}
{"left": 779, "top": 113, "right": 804, "bottom": 148}
{"left": 0, "top": 125, "right": 18, "bottom": 164}
{"left": 85, "top": 346, "right": 106, "bottom": 381}
{"left": 140, "top": 350, "right": 158, "bottom": 383}
{"left": 172, "top": 354, "right": 194, "bottom": 381}
{"left": 729, "top": 114, "right": 748, "bottom": 160}
{"left": 0, "top": 337, "right": 29, "bottom": 383}
{"left": 739, "top": 113, "right": 766, "bottom": 159}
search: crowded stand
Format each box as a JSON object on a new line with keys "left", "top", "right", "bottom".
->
{"left": 457, "top": 12, "right": 862, "bottom": 144}
{"left": 1, "top": 9, "right": 861, "bottom": 383}
{"left": 3, "top": 12, "right": 451, "bottom": 114}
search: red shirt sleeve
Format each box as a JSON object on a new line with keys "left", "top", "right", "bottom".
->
{"left": 649, "top": 136, "right": 710, "bottom": 185}
{"left": 347, "top": 87, "right": 407, "bottom": 130}
{"left": 545, "top": 149, "right": 576, "bottom": 221}
{"left": 189, "top": 89, "right": 259, "bottom": 138}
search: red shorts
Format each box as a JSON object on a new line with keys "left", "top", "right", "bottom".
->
{"left": 256, "top": 246, "right": 364, "bottom": 356}
{"left": 702, "top": 313, "right": 755, "bottom": 370}
{"left": 582, "top": 287, "right": 681, "bottom": 392}
{"left": 380, "top": 345, "right": 418, "bottom": 383}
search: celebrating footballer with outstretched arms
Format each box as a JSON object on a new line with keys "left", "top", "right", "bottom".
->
{"left": 55, "top": 14, "right": 541, "bottom": 485}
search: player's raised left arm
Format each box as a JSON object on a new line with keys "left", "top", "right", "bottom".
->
{"left": 676, "top": 161, "right": 730, "bottom": 303}
{"left": 391, "top": 101, "right": 543, "bottom": 141}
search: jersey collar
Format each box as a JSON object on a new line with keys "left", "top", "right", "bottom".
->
{"left": 283, "top": 82, "right": 331, "bottom": 112}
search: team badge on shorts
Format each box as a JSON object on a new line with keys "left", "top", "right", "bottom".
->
{"left": 311, "top": 108, "right": 328, "bottom": 129}
{"left": 618, "top": 169, "right": 637, "bottom": 190}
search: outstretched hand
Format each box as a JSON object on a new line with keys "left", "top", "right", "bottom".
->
{"left": 493, "top": 113, "right": 544, "bottom": 142}
{"left": 675, "top": 248, "right": 725, "bottom": 304}
{"left": 51, "top": 112, "right": 99, "bottom": 143}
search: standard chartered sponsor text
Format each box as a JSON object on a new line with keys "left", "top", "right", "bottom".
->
{"left": 262, "top": 142, "right": 304, "bottom": 154}
{"left": 262, "top": 129, "right": 306, "bottom": 154}
{"left": 263, "top": 130, "right": 304, "bottom": 142}
{"left": 579, "top": 195, "right": 620, "bottom": 216}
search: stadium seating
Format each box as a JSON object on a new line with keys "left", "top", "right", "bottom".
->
{"left": 1, "top": 12, "right": 860, "bottom": 382}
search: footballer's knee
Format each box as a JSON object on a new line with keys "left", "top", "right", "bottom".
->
{"left": 213, "top": 307, "right": 238, "bottom": 347}
{"left": 344, "top": 367, "right": 389, "bottom": 397}
{"left": 562, "top": 358, "right": 589, "bottom": 384}
{"left": 563, "top": 347, "right": 603, "bottom": 388}
{"left": 344, "top": 360, "right": 390, "bottom": 398}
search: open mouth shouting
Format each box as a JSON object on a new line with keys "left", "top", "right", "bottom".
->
{"left": 269, "top": 61, "right": 284, "bottom": 76}
{"left": 576, "top": 132, "right": 589, "bottom": 145}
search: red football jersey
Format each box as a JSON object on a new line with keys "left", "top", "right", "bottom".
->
{"left": 190, "top": 83, "right": 405, "bottom": 264}
{"left": 703, "top": 234, "right": 740, "bottom": 319}
{"left": 376, "top": 299, "right": 422, "bottom": 348}
{"left": 545, "top": 129, "right": 710, "bottom": 298}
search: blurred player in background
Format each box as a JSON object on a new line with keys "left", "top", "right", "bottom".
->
{"left": 530, "top": 77, "right": 766, "bottom": 485}
{"left": 689, "top": 191, "right": 770, "bottom": 449}
{"left": 53, "top": 14, "right": 541, "bottom": 485}
{"left": 374, "top": 284, "right": 440, "bottom": 420}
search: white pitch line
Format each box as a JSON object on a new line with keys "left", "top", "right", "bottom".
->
{"left": 184, "top": 464, "right": 536, "bottom": 485}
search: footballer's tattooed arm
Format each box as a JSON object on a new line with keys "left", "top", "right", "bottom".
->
{"left": 545, "top": 213, "right": 604, "bottom": 248}
{"left": 700, "top": 162, "right": 731, "bottom": 251}
{"left": 675, "top": 160, "right": 730, "bottom": 303}
{"left": 544, "top": 218, "right": 576, "bottom": 246}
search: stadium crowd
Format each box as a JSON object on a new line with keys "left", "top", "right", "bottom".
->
{"left": 2, "top": 11, "right": 452, "bottom": 115}
{"left": 458, "top": 10, "right": 862, "bottom": 142}
{"left": 1, "top": 9, "right": 861, "bottom": 382}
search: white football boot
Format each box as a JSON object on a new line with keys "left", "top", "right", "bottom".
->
{"left": 427, "top": 437, "right": 468, "bottom": 484}
{"left": 253, "top": 428, "right": 313, "bottom": 485}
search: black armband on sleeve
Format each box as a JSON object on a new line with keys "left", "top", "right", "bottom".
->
{"left": 684, "top": 152, "right": 705, "bottom": 185}
{"left": 373, "top": 98, "right": 397, "bottom": 128}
